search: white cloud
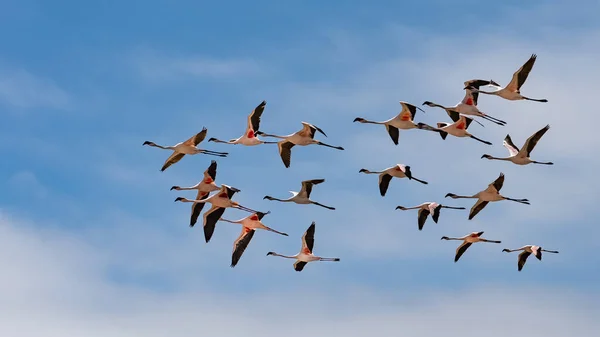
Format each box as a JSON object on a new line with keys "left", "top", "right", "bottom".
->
{"left": 0, "top": 213, "right": 598, "bottom": 336}
{"left": 131, "top": 48, "right": 262, "bottom": 82}
{"left": 0, "top": 67, "right": 70, "bottom": 109}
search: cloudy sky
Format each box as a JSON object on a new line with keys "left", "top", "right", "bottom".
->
{"left": 1, "top": 0, "right": 599, "bottom": 336}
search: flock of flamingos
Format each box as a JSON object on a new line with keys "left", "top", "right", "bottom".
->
{"left": 143, "top": 53, "right": 559, "bottom": 272}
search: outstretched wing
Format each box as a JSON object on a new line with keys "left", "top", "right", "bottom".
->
{"left": 507, "top": 54, "right": 537, "bottom": 92}
{"left": 185, "top": 127, "right": 208, "bottom": 146}
{"left": 278, "top": 140, "right": 295, "bottom": 168}
{"left": 300, "top": 179, "right": 325, "bottom": 199}
{"left": 518, "top": 250, "right": 532, "bottom": 271}
{"left": 463, "top": 79, "right": 496, "bottom": 105}
{"left": 203, "top": 206, "right": 226, "bottom": 243}
{"left": 503, "top": 135, "right": 520, "bottom": 157}
{"left": 247, "top": 100, "right": 267, "bottom": 132}
{"left": 231, "top": 227, "right": 255, "bottom": 267}
{"left": 455, "top": 241, "right": 472, "bottom": 262}
{"left": 431, "top": 204, "right": 442, "bottom": 223}
{"left": 491, "top": 172, "right": 505, "bottom": 192}
{"left": 302, "top": 222, "right": 316, "bottom": 253}
{"left": 385, "top": 125, "right": 399, "bottom": 145}
{"left": 189, "top": 191, "right": 210, "bottom": 227}
{"left": 161, "top": 152, "right": 185, "bottom": 171}
{"left": 398, "top": 101, "right": 419, "bottom": 121}
{"left": 469, "top": 199, "right": 489, "bottom": 220}
{"left": 378, "top": 173, "right": 393, "bottom": 197}
{"left": 417, "top": 208, "right": 430, "bottom": 230}
{"left": 301, "top": 122, "right": 327, "bottom": 138}
{"left": 204, "top": 160, "right": 217, "bottom": 181}
{"left": 521, "top": 124, "right": 550, "bottom": 157}
{"left": 294, "top": 260, "right": 307, "bottom": 272}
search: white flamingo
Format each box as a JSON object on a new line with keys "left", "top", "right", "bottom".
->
{"left": 266, "top": 222, "right": 340, "bottom": 272}
{"left": 395, "top": 202, "right": 465, "bottom": 230}
{"left": 359, "top": 164, "right": 428, "bottom": 197}
{"left": 481, "top": 124, "right": 553, "bottom": 165}
{"left": 170, "top": 160, "right": 220, "bottom": 227}
{"left": 263, "top": 179, "right": 335, "bottom": 210}
{"left": 466, "top": 54, "right": 548, "bottom": 102}
{"left": 353, "top": 101, "right": 439, "bottom": 145}
{"left": 441, "top": 231, "right": 502, "bottom": 262}
{"left": 256, "top": 122, "right": 344, "bottom": 168}
{"left": 208, "top": 100, "right": 278, "bottom": 146}
{"left": 143, "top": 127, "right": 228, "bottom": 171}
{"left": 502, "top": 245, "right": 559, "bottom": 271}
{"left": 445, "top": 172, "right": 530, "bottom": 220}
{"left": 219, "top": 211, "right": 288, "bottom": 267}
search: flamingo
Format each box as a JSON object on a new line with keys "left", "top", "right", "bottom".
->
{"left": 219, "top": 211, "right": 288, "bottom": 267}
{"left": 445, "top": 172, "right": 530, "bottom": 220}
{"left": 466, "top": 54, "right": 548, "bottom": 102}
{"left": 481, "top": 124, "right": 553, "bottom": 165}
{"left": 359, "top": 164, "right": 428, "bottom": 197}
{"left": 423, "top": 79, "right": 506, "bottom": 126}
{"left": 256, "top": 122, "right": 344, "bottom": 168}
{"left": 174, "top": 185, "right": 260, "bottom": 242}
{"left": 395, "top": 202, "right": 465, "bottom": 230}
{"left": 502, "top": 245, "right": 559, "bottom": 271}
{"left": 207, "top": 100, "right": 278, "bottom": 146}
{"left": 266, "top": 222, "right": 340, "bottom": 272}
{"left": 263, "top": 179, "right": 335, "bottom": 210}
{"left": 353, "top": 101, "right": 439, "bottom": 145}
{"left": 143, "top": 127, "right": 229, "bottom": 171}
{"left": 441, "top": 231, "right": 502, "bottom": 262}
{"left": 170, "top": 160, "right": 220, "bottom": 227}
{"left": 425, "top": 110, "right": 492, "bottom": 145}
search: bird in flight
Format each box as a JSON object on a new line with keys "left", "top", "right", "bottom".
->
{"left": 445, "top": 172, "right": 529, "bottom": 220}
{"left": 266, "top": 222, "right": 340, "bottom": 272}
{"left": 441, "top": 231, "right": 502, "bottom": 262}
{"left": 481, "top": 124, "right": 553, "bottom": 165}
{"left": 465, "top": 54, "right": 548, "bottom": 102}
{"left": 208, "top": 100, "right": 279, "bottom": 146}
{"left": 502, "top": 245, "right": 559, "bottom": 271}
{"left": 143, "top": 127, "right": 228, "bottom": 171}
{"left": 257, "top": 122, "right": 344, "bottom": 168}
{"left": 264, "top": 179, "right": 335, "bottom": 210}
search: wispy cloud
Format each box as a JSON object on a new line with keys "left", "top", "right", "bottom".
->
{"left": 0, "top": 67, "right": 70, "bottom": 109}
{"left": 131, "top": 48, "right": 262, "bottom": 82}
{"left": 0, "top": 213, "right": 598, "bottom": 336}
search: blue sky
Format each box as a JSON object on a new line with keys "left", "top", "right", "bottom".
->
{"left": 1, "top": 1, "right": 599, "bottom": 335}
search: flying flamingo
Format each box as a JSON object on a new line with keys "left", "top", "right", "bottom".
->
{"left": 266, "top": 222, "right": 340, "bottom": 272}
{"left": 441, "top": 231, "right": 502, "bottom": 262}
{"left": 263, "top": 179, "right": 335, "bottom": 210}
{"left": 256, "top": 122, "right": 344, "bottom": 168}
{"left": 425, "top": 111, "right": 492, "bottom": 145}
{"left": 445, "top": 172, "right": 530, "bottom": 220}
{"left": 466, "top": 54, "right": 548, "bottom": 102}
{"left": 502, "top": 245, "right": 559, "bottom": 271}
{"left": 353, "top": 101, "right": 439, "bottom": 145}
{"left": 208, "top": 100, "right": 278, "bottom": 146}
{"left": 219, "top": 211, "right": 288, "bottom": 267}
{"left": 395, "top": 202, "right": 465, "bottom": 230}
{"left": 170, "top": 160, "right": 220, "bottom": 227}
{"left": 481, "top": 124, "right": 553, "bottom": 165}
{"left": 143, "top": 127, "right": 228, "bottom": 171}
{"left": 359, "top": 164, "right": 428, "bottom": 197}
